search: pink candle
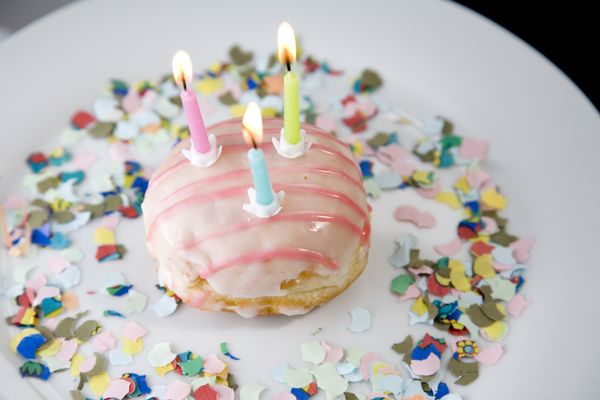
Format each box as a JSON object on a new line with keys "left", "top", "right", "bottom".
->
{"left": 172, "top": 51, "right": 210, "bottom": 154}
{"left": 180, "top": 89, "right": 210, "bottom": 153}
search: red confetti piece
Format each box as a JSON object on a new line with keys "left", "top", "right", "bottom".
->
{"left": 71, "top": 110, "right": 96, "bottom": 129}
{"left": 427, "top": 274, "right": 450, "bottom": 297}
{"left": 193, "top": 384, "right": 218, "bottom": 400}
{"left": 470, "top": 241, "right": 495, "bottom": 257}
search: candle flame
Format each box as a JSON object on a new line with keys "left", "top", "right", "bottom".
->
{"left": 172, "top": 50, "right": 193, "bottom": 89}
{"left": 242, "top": 102, "right": 263, "bottom": 147}
{"left": 277, "top": 22, "right": 296, "bottom": 67}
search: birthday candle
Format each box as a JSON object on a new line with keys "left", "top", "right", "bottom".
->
{"left": 278, "top": 22, "right": 300, "bottom": 145}
{"left": 172, "top": 50, "right": 210, "bottom": 153}
{"left": 242, "top": 103, "right": 275, "bottom": 205}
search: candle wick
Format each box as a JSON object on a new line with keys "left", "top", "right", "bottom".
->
{"left": 286, "top": 60, "right": 291, "bottom": 72}
{"left": 181, "top": 72, "right": 187, "bottom": 91}
{"left": 243, "top": 123, "right": 258, "bottom": 149}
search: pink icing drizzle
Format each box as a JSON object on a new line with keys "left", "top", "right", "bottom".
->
{"left": 177, "top": 212, "right": 364, "bottom": 251}
{"left": 198, "top": 247, "right": 339, "bottom": 278}
{"left": 149, "top": 131, "right": 359, "bottom": 190}
{"left": 146, "top": 183, "right": 367, "bottom": 241}
{"left": 150, "top": 165, "right": 364, "bottom": 206}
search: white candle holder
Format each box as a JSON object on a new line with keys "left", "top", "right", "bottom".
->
{"left": 272, "top": 128, "right": 311, "bottom": 159}
{"left": 243, "top": 187, "right": 285, "bottom": 218}
{"left": 181, "top": 134, "right": 222, "bottom": 167}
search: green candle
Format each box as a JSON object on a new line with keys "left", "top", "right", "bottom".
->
{"left": 283, "top": 70, "right": 300, "bottom": 144}
{"left": 278, "top": 22, "right": 301, "bottom": 145}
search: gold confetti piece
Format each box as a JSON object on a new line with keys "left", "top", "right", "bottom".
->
{"left": 473, "top": 254, "right": 496, "bottom": 278}
{"left": 453, "top": 176, "right": 472, "bottom": 194}
{"left": 70, "top": 353, "right": 85, "bottom": 377}
{"left": 88, "top": 371, "right": 111, "bottom": 396}
{"left": 435, "top": 191, "right": 462, "bottom": 209}
{"left": 37, "top": 338, "right": 63, "bottom": 357}
{"left": 122, "top": 337, "right": 143, "bottom": 355}
{"left": 481, "top": 320, "right": 508, "bottom": 340}
{"left": 262, "top": 107, "right": 278, "bottom": 118}
{"left": 196, "top": 78, "right": 224, "bottom": 95}
{"left": 449, "top": 259, "right": 471, "bottom": 291}
{"left": 481, "top": 187, "right": 507, "bottom": 210}
{"left": 155, "top": 362, "right": 175, "bottom": 376}
{"left": 21, "top": 307, "right": 38, "bottom": 326}
{"left": 411, "top": 296, "right": 428, "bottom": 316}
{"left": 229, "top": 104, "right": 246, "bottom": 117}
{"left": 93, "top": 226, "right": 116, "bottom": 245}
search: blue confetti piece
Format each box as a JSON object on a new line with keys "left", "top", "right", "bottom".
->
{"left": 16, "top": 333, "right": 47, "bottom": 359}
{"left": 291, "top": 388, "right": 310, "bottom": 400}
{"left": 20, "top": 361, "right": 51, "bottom": 380}
{"left": 438, "top": 151, "right": 454, "bottom": 168}
{"left": 31, "top": 229, "right": 51, "bottom": 247}
{"left": 131, "top": 176, "right": 149, "bottom": 193}
{"left": 103, "top": 310, "right": 125, "bottom": 317}
{"left": 131, "top": 373, "right": 151, "bottom": 395}
{"left": 359, "top": 160, "right": 374, "bottom": 178}
{"left": 60, "top": 170, "right": 85, "bottom": 185}
{"left": 125, "top": 160, "right": 142, "bottom": 175}
{"left": 40, "top": 297, "right": 62, "bottom": 317}
{"left": 177, "top": 351, "right": 193, "bottom": 363}
{"left": 49, "top": 232, "right": 71, "bottom": 249}
{"left": 434, "top": 382, "right": 450, "bottom": 399}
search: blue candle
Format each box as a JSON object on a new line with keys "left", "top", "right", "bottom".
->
{"left": 243, "top": 102, "right": 275, "bottom": 206}
{"left": 247, "top": 148, "right": 275, "bottom": 205}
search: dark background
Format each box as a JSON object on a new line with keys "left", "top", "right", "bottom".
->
{"left": 455, "top": 1, "right": 599, "bottom": 110}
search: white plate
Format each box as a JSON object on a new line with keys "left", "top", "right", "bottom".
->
{"left": 0, "top": 0, "right": 598, "bottom": 399}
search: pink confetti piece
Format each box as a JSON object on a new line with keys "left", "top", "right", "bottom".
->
{"left": 408, "top": 265, "right": 434, "bottom": 277}
{"left": 92, "top": 331, "right": 117, "bottom": 352}
{"left": 492, "top": 260, "right": 514, "bottom": 272}
{"left": 79, "top": 355, "right": 97, "bottom": 373}
{"left": 416, "top": 182, "right": 441, "bottom": 199}
{"left": 507, "top": 294, "right": 529, "bottom": 317}
{"left": 72, "top": 150, "right": 98, "bottom": 169}
{"left": 376, "top": 144, "right": 408, "bottom": 164}
{"left": 510, "top": 238, "right": 535, "bottom": 263}
{"left": 434, "top": 237, "right": 463, "bottom": 256}
{"left": 121, "top": 91, "right": 141, "bottom": 114}
{"left": 121, "top": 321, "right": 148, "bottom": 342}
{"left": 475, "top": 343, "right": 503, "bottom": 366}
{"left": 272, "top": 394, "right": 296, "bottom": 400}
{"left": 460, "top": 137, "right": 489, "bottom": 160}
{"left": 409, "top": 353, "right": 441, "bottom": 376}
{"left": 101, "top": 213, "right": 120, "bottom": 230}
{"left": 109, "top": 141, "right": 132, "bottom": 162}
{"left": 397, "top": 284, "right": 421, "bottom": 302}
{"left": 203, "top": 354, "right": 226, "bottom": 374}
{"left": 165, "top": 380, "right": 191, "bottom": 400}
{"left": 321, "top": 341, "right": 344, "bottom": 363}
{"left": 481, "top": 216, "right": 499, "bottom": 234}
{"left": 32, "top": 285, "right": 60, "bottom": 306}
{"left": 214, "top": 384, "right": 235, "bottom": 400}
{"left": 25, "top": 274, "right": 47, "bottom": 292}
{"left": 56, "top": 338, "right": 78, "bottom": 363}
{"left": 3, "top": 195, "right": 28, "bottom": 209}
{"left": 466, "top": 169, "right": 491, "bottom": 189}
{"left": 49, "top": 254, "right": 70, "bottom": 275}
{"left": 394, "top": 205, "right": 437, "bottom": 229}
{"left": 359, "top": 352, "right": 378, "bottom": 379}
{"left": 315, "top": 115, "right": 337, "bottom": 133}
{"left": 393, "top": 160, "right": 417, "bottom": 177}
{"left": 103, "top": 378, "right": 131, "bottom": 400}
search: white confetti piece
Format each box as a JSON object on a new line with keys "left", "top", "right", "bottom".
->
{"left": 284, "top": 367, "right": 313, "bottom": 388}
{"left": 56, "top": 265, "right": 81, "bottom": 289}
{"left": 150, "top": 294, "right": 178, "bottom": 317}
{"left": 347, "top": 307, "right": 371, "bottom": 333}
{"left": 239, "top": 383, "right": 266, "bottom": 400}
{"left": 300, "top": 341, "right": 326, "bottom": 364}
{"left": 109, "top": 349, "right": 133, "bottom": 366}
{"left": 313, "top": 363, "right": 348, "bottom": 400}
{"left": 125, "top": 289, "right": 148, "bottom": 313}
{"left": 147, "top": 342, "right": 176, "bottom": 367}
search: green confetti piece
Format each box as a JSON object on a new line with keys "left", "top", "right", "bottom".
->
{"left": 390, "top": 274, "right": 414, "bottom": 295}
